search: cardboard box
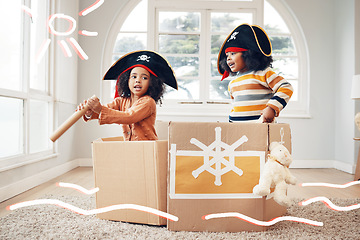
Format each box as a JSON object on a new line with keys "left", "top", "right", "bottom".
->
{"left": 155, "top": 120, "right": 170, "bottom": 140}
{"left": 92, "top": 137, "right": 168, "bottom": 225}
{"left": 167, "top": 122, "right": 291, "bottom": 232}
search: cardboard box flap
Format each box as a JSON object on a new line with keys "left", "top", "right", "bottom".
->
{"left": 155, "top": 120, "right": 170, "bottom": 140}
{"left": 92, "top": 139, "right": 168, "bottom": 225}
{"left": 169, "top": 122, "right": 268, "bottom": 151}
{"left": 268, "top": 123, "right": 292, "bottom": 153}
{"left": 94, "top": 136, "right": 124, "bottom": 142}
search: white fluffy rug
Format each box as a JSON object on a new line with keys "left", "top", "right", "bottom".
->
{"left": 1, "top": 195, "right": 360, "bottom": 239}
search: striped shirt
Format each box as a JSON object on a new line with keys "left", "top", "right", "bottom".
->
{"left": 228, "top": 67, "right": 293, "bottom": 122}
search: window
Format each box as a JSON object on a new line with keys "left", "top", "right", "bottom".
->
{"left": 264, "top": 0, "right": 309, "bottom": 116}
{"left": 103, "top": 0, "right": 309, "bottom": 117}
{"left": 156, "top": 10, "right": 254, "bottom": 102}
{"left": 0, "top": 0, "right": 53, "bottom": 166}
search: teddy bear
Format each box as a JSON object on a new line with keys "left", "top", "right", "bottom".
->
{"left": 252, "top": 141, "right": 297, "bottom": 206}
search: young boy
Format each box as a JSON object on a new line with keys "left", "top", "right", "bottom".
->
{"left": 218, "top": 23, "right": 293, "bottom": 123}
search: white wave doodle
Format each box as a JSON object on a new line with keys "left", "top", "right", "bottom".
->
{"left": 8, "top": 199, "right": 179, "bottom": 222}
{"left": 56, "top": 182, "right": 99, "bottom": 195}
{"left": 300, "top": 181, "right": 360, "bottom": 188}
{"left": 299, "top": 196, "right": 360, "bottom": 211}
{"left": 202, "top": 212, "right": 323, "bottom": 226}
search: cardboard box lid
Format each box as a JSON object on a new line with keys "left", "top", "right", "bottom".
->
{"left": 169, "top": 122, "right": 268, "bottom": 151}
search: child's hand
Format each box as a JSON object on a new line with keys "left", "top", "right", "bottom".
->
{"left": 77, "top": 100, "right": 93, "bottom": 117}
{"left": 87, "top": 97, "right": 102, "bottom": 114}
{"left": 261, "top": 107, "right": 275, "bottom": 123}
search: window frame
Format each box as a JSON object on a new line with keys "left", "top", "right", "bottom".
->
{"left": 149, "top": 0, "right": 262, "bottom": 118}
{"left": 0, "top": 0, "right": 55, "bottom": 170}
{"left": 102, "top": 0, "right": 310, "bottom": 118}
{"left": 266, "top": 0, "right": 310, "bottom": 118}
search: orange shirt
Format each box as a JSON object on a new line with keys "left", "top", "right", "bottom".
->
{"left": 86, "top": 95, "right": 157, "bottom": 141}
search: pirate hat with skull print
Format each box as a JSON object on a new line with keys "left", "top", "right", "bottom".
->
{"left": 103, "top": 50, "right": 178, "bottom": 92}
{"left": 217, "top": 23, "right": 272, "bottom": 80}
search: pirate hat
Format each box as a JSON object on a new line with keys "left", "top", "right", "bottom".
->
{"left": 217, "top": 24, "right": 272, "bottom": 79}
{"left": 103, "top": 50, "right": 178, "bottom": 90}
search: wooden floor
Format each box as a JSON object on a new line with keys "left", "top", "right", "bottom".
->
{"left": 1, "top": 167, "right": 360, "bottom": 218}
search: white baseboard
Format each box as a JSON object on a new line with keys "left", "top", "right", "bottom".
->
{"left": 79, "top": 158, "right": 356, "bottom": 174}
{"left": 291, "top": 159, "right": 334, "bottom": 169}
{"left": 78, "top": 157, "right": 356, "bottom": 171}
{"left": 0, "top": 159, "right": 79, "bottom": 203}
{"left": 77, "top": 158, "right": 93, "bottom": 167}
{"left": 0, "top": 158, "right": 355, "bottom": 203}
{"left": 80, "top": 158, "right": 355, "bottom": 173}
{"left": 291, "top": 159, "right": 355, "bottom": 174}
{"left": 333, "top": 160, "right": 355, "bottom": 174}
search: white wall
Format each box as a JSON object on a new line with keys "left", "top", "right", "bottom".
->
{"left": 75, "top": 0, "right": 131, "bottom": 158}
{"left": 354, "top": 0, "right": 360, "bottom": 167}
{"left": 280, "top": 0, "right": 337, "bottom": 164}
{"left": 2, "top": 0, "right": 359, "bottom": 203}
{"left": 357, "top": 0, "right": 360, "bottom": 77}
{"left": 333, "top": 0, "right": 356, "bottom": 167}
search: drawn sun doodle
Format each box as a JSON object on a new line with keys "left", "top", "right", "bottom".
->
{"left": 21, "top": 0, "right": 104, "bottom": 64}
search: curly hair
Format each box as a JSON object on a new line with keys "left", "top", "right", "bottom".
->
{"left": 116, "top": 68, "right": 165, "bottom": 103}
{"left": 220, "top": 49, "right": 273, "bottom": 77}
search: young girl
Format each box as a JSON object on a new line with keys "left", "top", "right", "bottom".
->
{"left": 217, "top": 23, "right": 293, "bottom": 123}
{"left": 78, "top": 50, "right": 177, "bottom": 141}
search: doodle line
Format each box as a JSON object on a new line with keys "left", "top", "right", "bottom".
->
{"left": 299, "top": 196, "right": 360, "bottom": 211}
{"left": 79, "top": 0, "right": 105, "bottom": 16}
{"left": 57, "top": 182, "right": 99, "bottom": 195}
{"left": 8, "top": 199, "right": 178, "bottom": 222}
{"left": 300, "top": 181, "right": 360, "bottom": 188}
{"left": 203, "top": 212, "right": 323, "bottom": 226}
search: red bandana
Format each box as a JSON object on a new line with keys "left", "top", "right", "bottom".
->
{"left": 225, "top": 47, "right": 248, "bottom": 53}
{"left": 221, "top": 47, "right": 248, "bottom": 81}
